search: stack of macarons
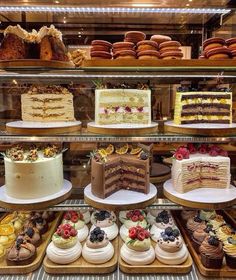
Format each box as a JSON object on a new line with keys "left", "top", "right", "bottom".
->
{"left": 201, "top": 37, "right": 232, "bottom": 59}
{"left": 124, "top": 31, "right": 146, "bottom": 44}
{"left": 112, "top": 42, "right": 136, "bottom": 59}
{"left": 226, "top": 38, "right": 236, "bottom": 59}
{"left": 90, "top": 40, "right": 112, "bottom": 60}
{"left": 136, "top": 40, "right": 159, "bottom": 60}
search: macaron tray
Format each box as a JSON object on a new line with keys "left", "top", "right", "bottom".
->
{"left": 174, "top": 211, "right": 236, "bottom": 278}
{"left": 0, "top": 212, "right": 61, "bottom": 274}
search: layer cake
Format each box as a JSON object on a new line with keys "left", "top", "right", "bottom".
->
{"left": 174, "top": 90, "right": 232, "bottom": 125}
{"left": 95, "top": 89, "right": 151, "bottom": 125}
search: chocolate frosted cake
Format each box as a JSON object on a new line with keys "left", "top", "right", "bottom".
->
{"left": 90, "top": 144, "right": 150, "bottom": 199}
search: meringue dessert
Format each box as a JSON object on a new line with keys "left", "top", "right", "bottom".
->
{"left": 120, "top": 209, "right": 147, "bottom": 242}
{"left": 147, "top": 209, "right": 166, "bottom": 225}
{"left": 120, "top": 226, "right": 155, "bottom": 265}
{"left": 150, "top": 210, "right": 176, "bottom": 242}
{"left": 90, "top": 210, "right": 118, "bottom": 241}
{"left": 62, "top": 211, "right": 89, "bottom": 242}
{"left": 155, "top": 227, "right": 189, "bottom": 265}
{"left": 46, "top": 223, "right": 82, "bottom": 264}
{"left": 80, "top": 209, "right": 91, "bottom": 224}
{"left": 82, "top": 227, "right": 114, "bottom": 264}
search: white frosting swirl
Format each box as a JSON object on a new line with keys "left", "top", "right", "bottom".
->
{"left": 119, "top": 211, "right": 129, "bottom": 224}
{"left": 82, "top": 242, "right": 114, "bottom": 264}
{"left": 120, "top": 243, "right": 155, "bottom": 265}
{"left": 46, "top": 240, "right": 82, "bottom": 264}
{"left": 4, "top": 25, "right": 37, "bottom": 43}
{"left": 90, "top": 223, "right": 118, "bottom": 241}
{"left": 150, "top": 224, "right": 164, "bottom": 242}
{"left": 80, "top": 210, "right": 91, "bottom": 224}
{"left": 37, "top": 25, "right": 62, "bottom": 43}
{"left": 77, "top": 225, "right": 89, "bottom": 242}
{"left": 120, "top": 224, "right": 129, "bottom": 242}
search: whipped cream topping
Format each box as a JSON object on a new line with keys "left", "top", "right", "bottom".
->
{"left": 37, "top": 24, "right": 62, "bottom": 43}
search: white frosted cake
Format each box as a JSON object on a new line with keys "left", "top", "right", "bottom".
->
{"left": 95, "top": 89, "right": 151, "bottom": 125}
{"left": 21, "top": 85, "right": 75, "bottom": 122}
{"left": 171, "top": 144, "right": 230, "bottom": 193}
{"left": 4, "top": 145, "right": 64, "bottom": 199}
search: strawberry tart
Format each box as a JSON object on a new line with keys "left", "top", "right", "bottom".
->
{"left": 120, "top": 226, "right": 155, "bottom": 265}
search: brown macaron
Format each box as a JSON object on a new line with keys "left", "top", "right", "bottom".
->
{"left": 124, "top": 31, "right": 146, "bottom": 44}
{"left": 150, "top": 35, "right": 171, "bottom": 45}
{"left": 113, "top": 50, "right": 136, "bottom": 59}
{"left": 137, "top": 50, "right": 160, "bottom": 60}
{"left": 90, "top": 51, "right": 112, "bottom": 60}
{"left": 91, "top": 40, "right": 112, "bottom": 52}
{"left": 205, "top": 46, "right": 231, "bottom": 59}
{"left": 160, "top": 51, "right": 183, "bottom": 59}
{"left": 159, "top": 41, "right": 181, "bottom": 53}
{"left": 112, "top": 42, "right": 135, "bottom": 55}
{"left": 226, "top": 38, "right": 236, "bottom": 50}
{"left": 137, "top": 40, "right": 158, "bottom": 53}
{"left": 203, "top": 37, "right": 225, "bottom": 52}
{"left": 231, "top": 49, "right": 236, "bottom": 59}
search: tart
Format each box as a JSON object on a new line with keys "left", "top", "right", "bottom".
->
{"left": 46, "top": 223, "right": 82, "bottom": 264}
{"left": 19, "top": 226, "right": 42, "bottom": 247}
{"left": 82, "top": 227, "right": 114, "bottom": 264}
{"left": 120, "top": 226, "right": 155, "bottom": 265}
{"left": 0, "top": 223, "right": 16, "bottom": 249}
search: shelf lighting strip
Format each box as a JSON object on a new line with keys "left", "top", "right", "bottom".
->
{"left": 0, "top": 6, "right": 231, "bottom": 14}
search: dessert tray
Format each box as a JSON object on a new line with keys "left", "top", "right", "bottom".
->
{"left": 174, "top": 212, "right": 236, "bottom": 278}
{"left": 0, "top": 213, "right": 61, "bottom": 274}
{"left": 165, "top": 121, "right": 236, "bottom": 136}
{"left": 87, "top": 122, "right": 158, "bottom": 136}
{"left": 0, "top": 179, "right": 72, "bottom": 210}
{"left": 0, "top": 59, "right": 75, "bottom": 69}
{"left": 119, "top": 238, "right": 192, "bottom": 274}
{"left": 84, "top": 183, "right": 157, "bottom": 211}
{"left": 163, "top": 179, "right": 236, "bottom": 209}
{"left": 6, "top": 121, "right": 81, "bottom": 135}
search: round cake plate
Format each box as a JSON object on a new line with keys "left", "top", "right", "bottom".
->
{"left": 6, "top": 121, "right": 81, "bottom": 135}
{"left": 0, "top": 179, "right": 72, "bottom": 210}
{"left": 84, "top": 183, "right": 157, "bottom": 211}
{"left": 87, "top": 122, "right": 158, "bottom": 135}
{"left": 163, "top": 179, "right": 236, "bottom": 209}
{"left": 165, "top": 121, "right": 236, "bottom": 136}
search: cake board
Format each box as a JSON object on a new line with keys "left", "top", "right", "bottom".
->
{"left": 0, "top": 213, "right": 62, "bottom": 274}
{"left": 174, "top": 213, "right": 236, "bottom": 278}
{"left": 119, "top": 238, "right": 192, "bottom": 274}
{"left": 84, "top": 183, "right": 157, "bottom": 211}
{"left": 87, "top": 122, "right": 158, "bottom": 136}
{"left": 43, "top": 237, "right": 118, "bottom": 274}
{"left": 0, "top": 179, "right": 72, "bottom": 210}
{"left": 165, "top": 121, "right": 236, "bottom": 136}
{"left": 163, "top": 179, "right": 236, "bottom": 210}
{"left": 6, "top": 121, "right": 81, "bottom": 135}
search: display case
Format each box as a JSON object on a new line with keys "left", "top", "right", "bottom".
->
{"left": 0, "top": 0, "right": 235, "bottom": 279}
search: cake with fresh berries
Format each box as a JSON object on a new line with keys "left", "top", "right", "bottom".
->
{"left": 171, "top": 144, "right": 230, "bottom": 193}
{"left": 155, "top": 227, "right": 189, "bottom": 265}
{"left": 91, "top": 144, "right": 150, "bottom": 199}
{"left": 62, "top": 211, "right": 89, "bottom": 242}
{"left": 82, "top": 227, "right": 114, "bottom": 264}
{"left": 3, "top": 145, "right": 64, "bottom": 199}
{"left": 95, "top": 89, "right": 151, "bottom": 125}
{"left": 46, "top": 223, "right": 82, "bottom": 264}
{"left": 120, "top": 226, "right": 155, "bottom": 265}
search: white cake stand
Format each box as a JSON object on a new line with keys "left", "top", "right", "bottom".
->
{"left": 165, "top": 121, "right": 236, "bottom": 136}
{"left": 84, "top": 183, "right": 157, "bottom": 210}
{"left": 163, "top": 179, "right": 236, "bottom": 209}
{"left": 6, "top": 121, "right": 81, "bottom": 135}
{"left": 0, "top": 179, "right": 72, "bottom": 210}
{"left": 87, "top": 122, "right": 158, "bottom": 135}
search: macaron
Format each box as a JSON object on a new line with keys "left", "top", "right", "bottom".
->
{"left": 231, "top": 50, "right": 236, "bottom": 59}
{"left": 159, "top": 41, "right": 181, "bottom": 53}
{"left": 91, "top": 40, "right": 112, "bottom": 52}
{"left": 203, "top": 37, "right": 225, "bottom": 52}
{"left": 113, "top": 50, "right": 136, "bottom": 59}
{"left": 137, "top": 40, "right": 158, "bottom": 53}
{"left": 90, "top": 51, "right": 112, "bottom": 60}
{"left": 112, "top": 42, "right": 135, "bottom": 55}
{"left": 160, "top": 51, "right": 183, "bottom": 60}
{"left": 226, "top": 38, "right": 236, "bottom": 50}
{"left": 137, "top": 50, "right": 160, "bottom": 60}
{"left": 205, "top": 46, "right": 231, "bottom": 59}
{"left": 150, "top": 35, "right": 171, "bottom": 45}
{"left": 124, "top": 31, "right": 146, "bottom": 44}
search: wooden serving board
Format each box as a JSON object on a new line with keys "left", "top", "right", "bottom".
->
{"left": 0, "top": 213, "right": 61, "bottom": 274}
{"left": 0, "top": 59, "right": 75, "bottom": 69}
{"left": 119, "top": 238, "right": 192, "bottom": 274}
{"left": 174, "top": 213, "right": 236, "bottom": 278}
{"left": 43, "top": 237, "right": 119, "bottom": 274}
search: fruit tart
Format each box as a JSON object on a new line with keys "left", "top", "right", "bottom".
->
{"left": 0, "top": 223, "right": 16, "bottom": 249}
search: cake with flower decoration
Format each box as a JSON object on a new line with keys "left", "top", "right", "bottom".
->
{"left": 91, "top": 143, "right": 150, "bottom": 199}
{"left": 120, "top": 226, "right": 155, "bottom": 265}
{"left": 46, "top": 223, "right": 82, "bottom": 264}
{"left": 3, "top": 145, "right": 64, "bottom": 199}
{"left": 171, "top": 144, "right": 230, "bottom": 193}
